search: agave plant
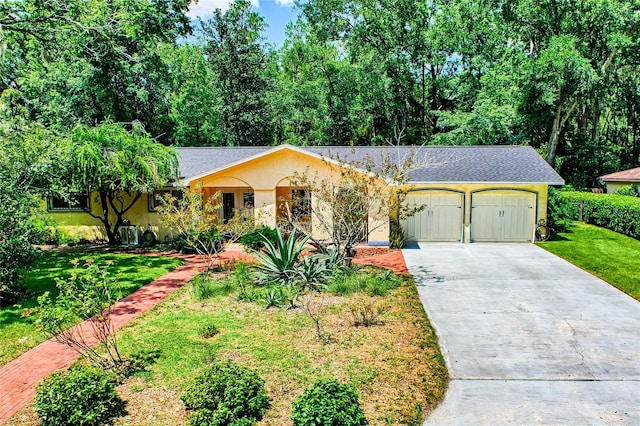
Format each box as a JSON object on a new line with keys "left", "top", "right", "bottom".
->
{"left": 253, "top": 228, "right": 309, "bottom": 284}
{"left": 297, "top": 255, "right": 329, "bottom": 291}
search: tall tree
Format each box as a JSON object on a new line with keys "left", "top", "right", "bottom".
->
{"left": 163, "top": 45, "right": 223, "bottom": 146}
{"left": 61, "top": 122, "right": 178, "bottom": 244}
{"left": 199, "top": 0, "right": 272, "bottom": 146}
{"left": 0, "top": 0, "right": 191, "bottom": 138}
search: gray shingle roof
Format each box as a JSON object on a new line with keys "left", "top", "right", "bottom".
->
{"left": 175, "top": 145, "right": 564, "bottom": 185}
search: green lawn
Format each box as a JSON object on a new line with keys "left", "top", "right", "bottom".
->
{"left": 537, "top": 222, "right": 640, "bottom": 301}
{"left": 109, "top": 270, "right": 447, "bottom": 425}
{"left": 0, "top": 251, "right": 184, "bottom": 366}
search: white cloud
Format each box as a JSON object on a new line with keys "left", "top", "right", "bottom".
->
{"left": 187, "top": 0, "right": 260, "bottom": 19}
{"left": 274, "top": 0, "right": 294, "bottom": 5}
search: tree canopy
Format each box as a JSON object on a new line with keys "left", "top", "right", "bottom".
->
{"left": 61, "top": 121, "right": 178, "bottom": 244}
{"left": 1, "top": 0, "right": 638, "bottom": 188}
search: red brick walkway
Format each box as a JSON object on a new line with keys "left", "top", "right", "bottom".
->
{"left": 353, "top": 250, "right": 408, "bottom": 274}
{"left": 0, "top": 250, "right": 252, "bottom": 425}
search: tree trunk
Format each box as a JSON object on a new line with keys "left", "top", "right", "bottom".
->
{"left": 546, "top": 106, "right": 563, "bottom": 167}
{"left": 98, "top": 191, "right": 119, "bottom": 245}
{"left": 592, "top": 98, "right": 601, "bottom": 142}
{"left": 546, "top": 99, "right": 578, "bottom": 167}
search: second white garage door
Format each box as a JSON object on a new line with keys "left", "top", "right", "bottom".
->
{"left": 402, "top": 191, "right": 464, "bottom": 242}
{"left": 471, "top": 191, "right": 536, "bottom": 242}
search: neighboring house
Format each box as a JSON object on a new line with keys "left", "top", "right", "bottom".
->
{"left": 600, "top": 167, "right": 640, "bottom": 194}
{"left": 46, "top": 144, "right": 564, "bottom": 244}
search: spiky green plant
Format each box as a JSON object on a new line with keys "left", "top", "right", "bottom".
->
{"left": 252, "top": 228, "right": 309, "bottom": 284}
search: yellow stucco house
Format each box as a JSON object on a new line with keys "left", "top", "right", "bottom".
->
{"left": 46, "top": 144, "right": 564, "bottom": 244}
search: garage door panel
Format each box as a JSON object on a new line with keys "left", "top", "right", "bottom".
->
{"left": 471, "top": 195, "right": 502, "bottom": 241}
{"left": 403, "top": 195, "right": 428, "bottom": 241}
{"left": 402, "top": 192, "right": 463, "bottom": 242}
{"left": 472, "top": 192, "right": 535, "bottom": 242}
{"left": 502, "top": 204, "right": 534, "bottom": 241}
{"left": 431, "top": 202, "right": 463, "bottom": 241}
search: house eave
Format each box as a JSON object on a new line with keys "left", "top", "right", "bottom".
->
{"left": 179, "top": 144, "right": 380, "bottom": 185}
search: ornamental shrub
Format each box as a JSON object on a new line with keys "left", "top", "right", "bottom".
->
{"left": 181, "top": 361, "right": 269, "bottom": 426}
{"left": 239, "top": 226, "right": 278, "bottom": 251}
{"left": 546, "top": 187, "right": 573, "bottom": 232}
{"left": 34, "top": 366, "right": 125, "bottom": 426}
{"left": 291, "top": 379, "right": 367, "bottom": 426}
{"left": 561, "top": 191, "right": 640, "bottom": 239}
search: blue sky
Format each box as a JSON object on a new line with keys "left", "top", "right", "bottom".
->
{"left": 187, "top": 0, "right": 300, "bottom": 46}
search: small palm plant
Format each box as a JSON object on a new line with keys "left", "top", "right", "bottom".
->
{"left": 253, "top": 228, "right": 309, "bottom": 284}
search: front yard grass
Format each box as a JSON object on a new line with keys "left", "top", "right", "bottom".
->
{"left": 0, "top": 251, "right": 184, "bottom": 366}
{"left": 109, "top": 268, "right": 447, "bottom": 425}
{"left": 3, "top": 264, "right": 447, "bottom": 425}
{"left": 537, "top": 222, "right": 640, "bottom": 301}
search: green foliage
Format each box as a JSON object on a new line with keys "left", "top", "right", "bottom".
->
{"left": 0, "top": 182, "right": 36, "bottom": 304}
{"left": 34, "top": 259, "right": 124, "bottom": 371}
{"left": 239, "top": 226, "right": 279, "bottom": 251}
{"left": 389, "top": 220, "right": 407, "bottom": 250}
{"left": 181, "top": 360, "right": 269, "bottom": 426}
{"left": 546, "top": 187, "right": 573, "bottom": 232}
{"left": 199, "top": 0, "right": 273, "bottom": 146}
{"left": 163, "top": 44, "right": 223, "bottom": 146}
{"left": 290, "top": 379, "right": 367, "bottom": 426}
{"left": 562, "top": 191, "right": 640, "bottom": 239}
{"left": 0, "top": 124, "right": 60, "bottom": 304}
{"left": 198, "top": 322, "right": 219, "bottom": 339}
{"left": 59, "top": 121, "right": 178, "bottom": 244}
{"left": 260, "top": 283, "right": 301, "bottom": 310}
{"left": 0, "top": 0, "right": 190, "bottom": 138}
{"left": 615, "top": 184, "right": 640, "bottom": 197}
{"left": 296, "top": 255, "right": 330, "bottom": 291}
{"left": 253, "top": 228, "right": 310, "bottom": 284}
{"left": 328, "top": 268, "right": 399, "bottom": 297}
{"left": 34, "top": 366, "right": 125, "bottom": 426}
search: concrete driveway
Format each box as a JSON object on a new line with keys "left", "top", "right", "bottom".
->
{"left": 402, "top": 243, "right": 640, "bottom": 425}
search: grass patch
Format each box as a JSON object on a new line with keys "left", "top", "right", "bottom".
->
{"left": 0, "top": 251, "right": 184, "bottom": 366}
{"left": 327, "top": 266, "right": 400, "bottom": 296}
{"left": 538, "top": 222, "right": 640, "bottom": 300}
{"left": 101, "top": 269, "right": 447, "bottom": 425}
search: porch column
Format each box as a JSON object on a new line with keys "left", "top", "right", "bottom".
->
{"left": 368, "top": 197, "right": 389, "bottom": 246}
{"left": 253, "top": 189, "right": 277, "bottom": 228}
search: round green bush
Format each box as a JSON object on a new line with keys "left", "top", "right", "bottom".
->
{"left": 239, "top": 226, "right": 278, "bottom": 251}
{"left": 34, "top": 366, "right": 125, "bottom": 426}
{"left": 291, "top": 379, "right": 367, "bottom": 426}
{"left": 181, "top": 360, "right": 269, "bottom": 426}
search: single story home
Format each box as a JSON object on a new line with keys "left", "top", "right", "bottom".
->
{"left": 600, "top": 167, "right": 640, "bottom": 194}
{"left": 46, "top": 144, "right": 564, "bottom": 244}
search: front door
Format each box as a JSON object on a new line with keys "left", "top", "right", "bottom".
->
{"left": 223, "top": 193, "right": 235, "bottom": 223}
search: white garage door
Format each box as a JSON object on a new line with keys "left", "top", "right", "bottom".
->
{"left": 402, "top": 192, "right": 463, "bottom": 242}
{"left": 471, "top": 191, "right": 535, "bottom": 242}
